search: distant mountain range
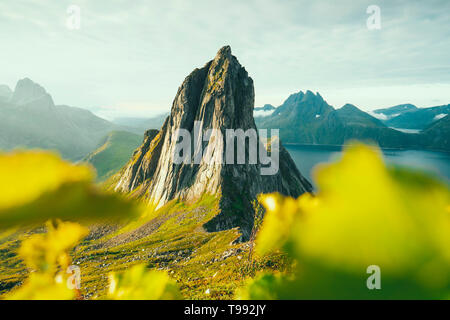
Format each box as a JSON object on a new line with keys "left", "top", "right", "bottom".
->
{"left": 255, "top": 91, "right": 449, "bottom": 151}
{"left": 254, "top": 104, "right": 276, "bottom": 117}
{"left": 112, "top": 113, "right": 168, "bottom": 134}
{"left": 0, "top": 78, "right": 121, "bottom": 160}
{"left": 422, "top": 114, "right": 450, "bottom": 151}
{"left": 0, "top": 85, "right": 13, "bottom": 102}
{"left": 373, "top": 103, "right": 450, "bottom": 130}
{"left": 1, "top": 77, "right": 448, "bottom": 166}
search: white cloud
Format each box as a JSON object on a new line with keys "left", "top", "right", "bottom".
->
{"left": 367, "top": 111, "right": 388, "bottom": 120}
{"left": 433, "top": 113, "right": 448, "bottom": 121}
{"left": 0, "top": 0, "right": 449, "bottom": 116}
{"left": 254, "top": 109, "right": 275, "bottom": 117}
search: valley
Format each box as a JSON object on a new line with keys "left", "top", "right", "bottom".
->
{"left": 0, "top": 46, "right": 448, "bottom": 301}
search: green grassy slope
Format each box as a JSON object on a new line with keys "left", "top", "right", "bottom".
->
{"left": 0, "top": 195, "right": 289, "bottom": 300}
{"left": 83, "top": 131, "right": 143, "bottom": 182}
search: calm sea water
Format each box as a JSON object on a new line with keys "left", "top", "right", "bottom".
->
{"left": 285, "top": 145, "right": 450, "bottom": 188}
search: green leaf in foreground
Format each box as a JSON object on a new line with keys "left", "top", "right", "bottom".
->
{"left": 0, "top": 151, "right": 141, "bottom": 228}
{"left": 243, "top": 144, "right": 450, "bottom": 299}
{"left": 108, "top": 264, "right": 182, "bottom": 300}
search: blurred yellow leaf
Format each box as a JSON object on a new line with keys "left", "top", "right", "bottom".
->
{"left": 297, "top": 144, "right": 450, "bottom": 274}
{"left": 246, "top": 144, "right": 450, "bottom": 299}
{"left": 255, "top": 193, "right": 301, "bottom": 256}
{"left": 108, "top": 264, "right": 182, "bottom": 300}
{"left": 0, "top": 151, "right": 92, "bottom": 211}
{"left": 5, "top": 220, "right": 87, "bottom": 300}
{"left": 236, "top": 273, "right": 285, "bottom": 300}
{"left": 19, "top": 220, "right": 88, "bottom": 273}
{"left": 0, "top": 151, "right": 141, "bottom": 228}
{"left": 5, "top": 273, "right": 75, "bottom": 300}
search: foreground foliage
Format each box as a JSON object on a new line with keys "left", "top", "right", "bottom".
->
{"left": 6, "top": 221, "right": 88, "bottom": 299}
{"left": 239, "top": 144, "right": 450, "bottom": 299}
{"left": 0, "top": 151, "right": 140, "bottom": 228}
{"left": 0, "top": 152, "right": 182, "bottom": 300}
{"left": 1, "top": 145, "right": 449, "bottom": 300}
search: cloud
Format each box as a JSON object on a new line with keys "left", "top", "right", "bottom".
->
{"left": 254, "top": 110, "right": 275, "bottom": 118}
{"left": 367, "top": 111, "right": 388, "bottom": 120}
{"left": 0, "top": 0, "right": 449, "bottom": 115}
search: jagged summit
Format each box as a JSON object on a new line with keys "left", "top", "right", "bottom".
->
{"left": 215, "top": 45, "right": 232, "bottom": 59}
{"left": 10, "top": 78, "right": 54, "bottom": 106}
{"left": 272, "top": 89, "right": 333, "bottom": 120}
{"left": 0, "top": 78, "right": 118, "bottom": 160}
{"left": 114, "top": 46, "right": 312, "bottom": 239}
{"left": 0, "top": 85, "right": 13, "bottom": 101}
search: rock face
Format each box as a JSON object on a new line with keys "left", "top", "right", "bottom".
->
{"left": 114, "top": 46, "right": 312, "bottom": 239}
{"left": 10, "top": 78, "right": 52, "bottom": 106}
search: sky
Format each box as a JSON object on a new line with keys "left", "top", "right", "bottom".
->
{"left": 1, "top": 0, "right": 449, "bottom": 119}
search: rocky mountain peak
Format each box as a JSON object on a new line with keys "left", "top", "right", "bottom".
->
{"left": 0, "top": 85, "right": 13, "bottom": 101}
{"left": 301, "top": 90, "right": 325, "bottom": 103}
{"left": 215, "top": 45, "right": 232, "bottom": 60}
{"left": 11, "top": 78, "right": 54, "bottom": 106}
{"left": 114, "top": 46, "right": 312, "bottom": 239}
{"left": 303, "top": 90, "right": 316, "bottom": 100}
{"left": 272, "top": 89, "right": 333, "bottom": 120}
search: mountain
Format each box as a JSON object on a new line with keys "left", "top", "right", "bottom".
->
{"left": 256, "top": 90, "right": 333, "bottom": 142}
{"left": 257, "top": 92, "right": 421, "bottom": 149}
{"left": 10, "top": 78, "right": 50, "bottom": 105}
{"left": 335, "top": 104, "right": 385, "bottom": 127}
{"left": 254, "top": 104, "right": 275, "bottom": 111}
{"left": 0, "top": 85, "right": 12, "bottom": 102}
{"left": 378, "top": 104, "right": 450, "bottom": 130}
{"left": 254, "top": 104, "right": 276, "bottom": 117}
{"left": 422, "top": 114, "right": 450, "bottom": 151}
{"left": 373, "top": 104, "right": 418, "bottom": 119}
{"left": 0, "top": 78, "right": 120, "bottom": 160}
{"left": 112, "top": 46, "right": 312, "bottom": 239}
{"left": 83, "top": 131, "right": 143, "bottom": 181}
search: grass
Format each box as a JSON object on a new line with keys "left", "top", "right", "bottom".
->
{"left": 83, "top": 131, "right": 143, "bottom": 182}
{"left": 0, "top": 228, "right": 37, "bottom": 295}
{"left": 0, "top": 194, "right": 290, "bottom": 300}
{"left": 0, "top": 132, "right": 289, "bottom": 299}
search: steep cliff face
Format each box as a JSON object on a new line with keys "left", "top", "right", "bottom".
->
{"left": 114, "top": 46, "right": 312, "bottom": 238}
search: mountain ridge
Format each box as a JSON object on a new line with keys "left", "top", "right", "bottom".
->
{"left": 256, "top": 91, "right": 448, "bottom": 151}
{"left": 112, "top": 46, "right": 312, "bottom": 239}
{"left": 0, "top": 78, "right": 120, "bottom": 160}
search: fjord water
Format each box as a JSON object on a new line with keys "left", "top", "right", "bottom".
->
{"left": 285, "top": 145, "right": 450, "bottom": 188}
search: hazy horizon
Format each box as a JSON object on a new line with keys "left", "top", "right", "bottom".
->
{"left": 1, "top": 0, "right": 449, "bottom": 119}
